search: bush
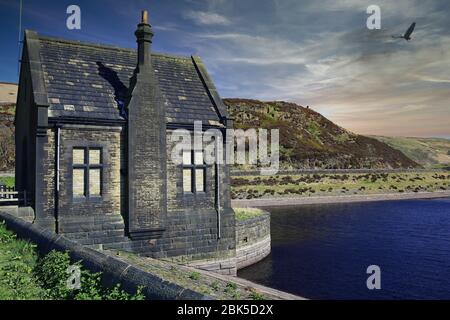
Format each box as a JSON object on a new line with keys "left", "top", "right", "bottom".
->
{"left": 35, "top": 250, "right": 144, "bottom": 300}
{"left": 188, "top": 272, "right": 200, "bottom": 280}
{"left": 34, "top": 250, "right": 72, "bottom": 299}
{"left": 0, "top": 222, "right": 46, "bottom": 299}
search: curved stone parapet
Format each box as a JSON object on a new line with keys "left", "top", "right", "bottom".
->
{"left": 235, "top": 211, "right": 271, "bottom": 270}
{"left": 187, "top": 210, "right": 271, "bottom": 275}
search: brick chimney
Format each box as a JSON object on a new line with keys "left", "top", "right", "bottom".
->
{"left": 127, "top": 10, "right": 167, "bottom": 240}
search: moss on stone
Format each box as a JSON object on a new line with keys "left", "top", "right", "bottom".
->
{"left": 234, "top": 207, "right": 265, "bottom": 221}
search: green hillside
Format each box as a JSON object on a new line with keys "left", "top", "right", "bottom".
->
{"left": 372, "top": 136, "right": 450, "bottom": 169}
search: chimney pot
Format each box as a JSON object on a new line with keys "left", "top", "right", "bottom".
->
{"left": 135, "top": 10, "right": 153, "bottom": 67}
{"left": 141, "top": 10, "right": 149, "bottom": 24}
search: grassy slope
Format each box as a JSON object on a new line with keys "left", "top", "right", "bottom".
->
{"left": 0, "top": 222, "right": 46, "bottom": 300}
{"left": 373, "top": 136, "right": 450, "bottom": 168}
{"left": 224, "top": 99, "right": 419, "bottom": 170}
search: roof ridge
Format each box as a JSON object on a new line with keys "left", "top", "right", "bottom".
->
{"left": 38, "top": 33, "right": 192, "bottom": 60}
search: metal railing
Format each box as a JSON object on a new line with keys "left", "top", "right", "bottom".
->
{"left": 0, "top": 185, "right": 27, "bottom": 206}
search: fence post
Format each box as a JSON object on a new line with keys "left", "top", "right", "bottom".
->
{"left": 0, "top": 184, "right": 4, "bottom": 199}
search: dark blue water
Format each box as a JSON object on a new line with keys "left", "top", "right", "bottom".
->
{"left": 238, "top": 198, "right": 450, "bottom": 299}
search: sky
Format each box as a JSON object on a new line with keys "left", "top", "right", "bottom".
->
{"left": 0, "top": 0, "right": 449, "bottom": 138}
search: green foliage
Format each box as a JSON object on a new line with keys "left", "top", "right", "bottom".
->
{"left": 0, "top": 221, "right": 46, "bottom": 300}
{"left": 34, "top": 250, "right": 73, "bottom": 299}
{"left": 225, "top": 282, "right": 237, "bottom": 291}
{"left": 307, "top": 122, "right": 322, "bottom": 139}
{"left": 104, "top": 285, "right": 145, "bottom": 300}
{"left": 210, "top": 281, "right": 220, "bottom": 291}
{"left": 35, "top": 250, "right": 145, "bottom": 300}
{"left": 0, "top": 176, "right": 14, "bottom": 188}
{"left": 249, "top": 290, "right": 265, "bottom": 300}
{"left": 188, "top": 271, "right": 200, "bottom": 280}
{"left": 224, "top": 282, "right": 240, "bottom": 298}
{"left": 74, "top": 270, "right": 104, "bottom": 300}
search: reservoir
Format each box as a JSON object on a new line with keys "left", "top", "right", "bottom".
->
{"left": 238, "top": 198, "right": 450, "bottom": 299}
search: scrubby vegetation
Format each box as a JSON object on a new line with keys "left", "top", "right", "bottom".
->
{"left": 231, "top": 172, "right": 450, "bottom": 199}
{"left": 224, "top": 99, "right": 420, "bottom": 170}
{"left": 111, "top": 250, "right": 268, "bottom": 300}
{"left": 0, "top": 222, "right": 144, "bottom": 300}
{"left": 0, "top": 222, "right": 46, "bottom": 299}
{"left": 35, "top": 250, "right": 144, "bottom": 300}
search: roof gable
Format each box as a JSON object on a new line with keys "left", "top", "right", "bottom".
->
{"left": 35, "top": 34, "right": 225, "bottom": 126}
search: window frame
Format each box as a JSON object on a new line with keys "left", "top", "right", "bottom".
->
{"left": 182, "top": 150, "right": 207, "bottom": 194}
{"left": 72, "top": 147, "right": 103, "bottom": 199}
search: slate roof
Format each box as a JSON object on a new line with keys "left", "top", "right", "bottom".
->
{"left": 36, "top": 34, "right": 224, "bottom": 126}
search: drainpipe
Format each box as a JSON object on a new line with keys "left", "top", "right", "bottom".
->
{"left": 55, "top": 125, "right": 61, "bottom": 233}
{"left": 216, "top": 137, "right": 221, "bottom": 240}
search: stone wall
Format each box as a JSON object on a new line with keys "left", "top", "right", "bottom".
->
{"left": 58, "top": 125, "right": 122, "bottom": 217}
{"left": 56, "top": 125, "right": 127, "bottom": 245}
{"left": 187, "top": 211, "right": 271, "bottom": 275}
{"left": 235, "top": 211, "right": 271, "bottom": 270}
{"left": 29, "top": 124, "right": 236, "bottom": 263}
{"left": 106, "top": 129, "right": 236, "bottom": 262}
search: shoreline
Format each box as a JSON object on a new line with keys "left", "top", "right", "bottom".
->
{"left": 231, "top": 190, "right": 450, "bottom": 207}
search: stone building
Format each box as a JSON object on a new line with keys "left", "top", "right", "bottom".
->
{"left": 15, "top": 11, "right": 236, "bottom": 264}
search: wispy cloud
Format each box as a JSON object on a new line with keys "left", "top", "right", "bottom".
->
{"left": 0, "top": 0, "right": 448, "bottom": 137}
{"left": 183, "top": 10, "right": 230, "bottom": 26}
{"left": 174, "top": 0, "right": 450, "bottom": 137}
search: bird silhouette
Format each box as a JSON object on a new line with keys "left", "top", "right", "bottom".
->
{"left": 392, "top": 22, "right": 416, "bottom": 41}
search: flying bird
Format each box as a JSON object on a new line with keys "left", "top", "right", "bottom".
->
{"left": 392, "top": 22, "right": 416, "bottom": 41}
